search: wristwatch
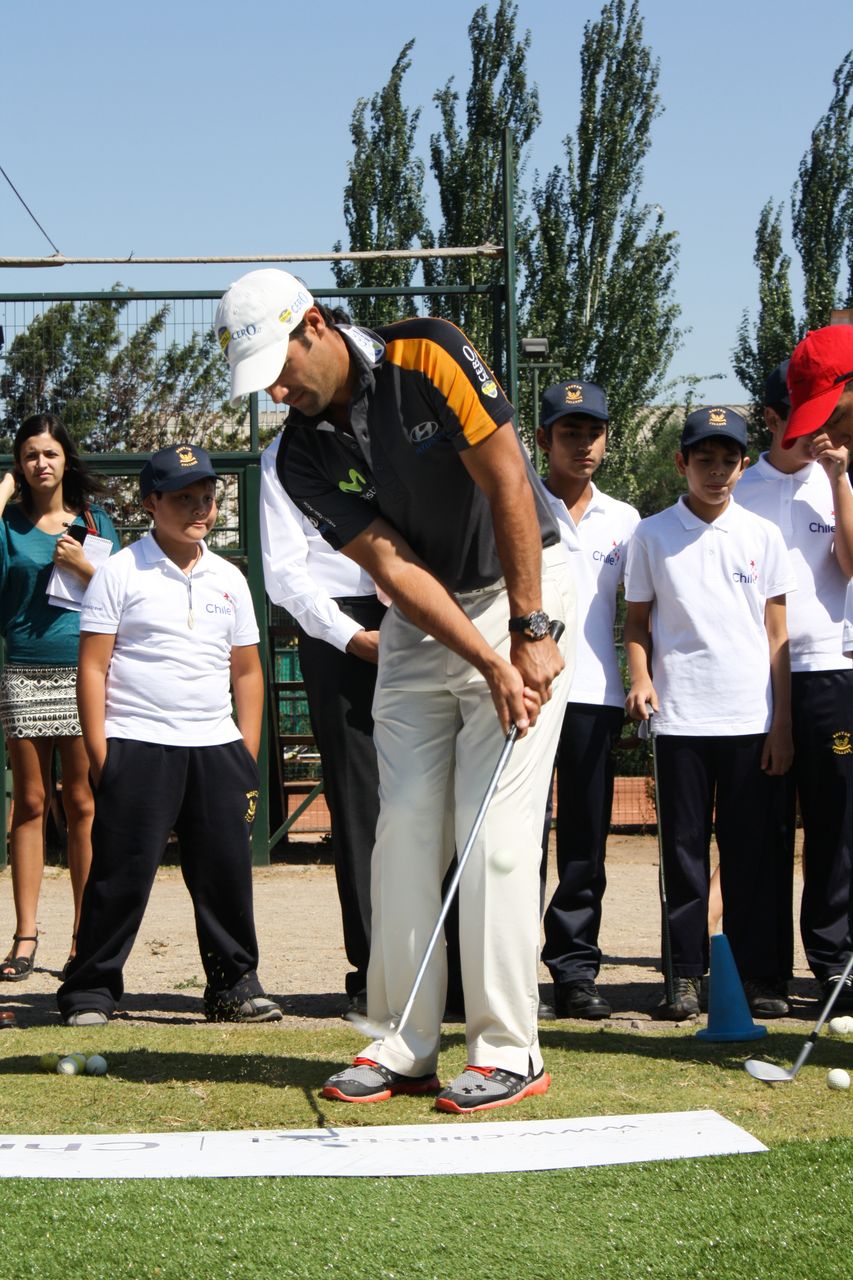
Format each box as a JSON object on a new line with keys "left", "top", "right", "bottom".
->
{"left": 508, "top": 610, "right": 552, "bottom": 641}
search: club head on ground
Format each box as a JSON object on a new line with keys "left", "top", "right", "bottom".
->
{"left": 343, "top": 1008, "right": 398, "bottom": 1041}
{"left": 744, "top": 1058, "right": 795, "bottom": 1083}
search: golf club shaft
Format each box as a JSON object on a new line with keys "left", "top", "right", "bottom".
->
{"left": 390, "top": 724, "right": 519, "bottom": 1038}
{"left": 388, "top": 618, "right": 566, "bottom": 1040}
{"left": 747, "top": 947, "right": 853, "bottom": 1081}
{"left": 646, "top": 706, "right": 676, "bottom": 1005}
{"left": 789, "top": 948, "right": 853, "bottom": 1076}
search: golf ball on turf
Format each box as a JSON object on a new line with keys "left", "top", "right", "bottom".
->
{"left": 39, "top": 1053, "right": 61, "bottom": 1072}
{"left": 826, "top": 1068, "right": 850, "bottom": 1091}
{"left": 84, "top": 1054, "right": 108, "bottom": 1076}
{"left": 829, "top": 1015, "right": 853, "bottom": 1035}
{"left": 56, "top": 1056, "right": 81, "bottom": 1076}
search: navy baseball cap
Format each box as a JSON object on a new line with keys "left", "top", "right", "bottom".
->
{"left": 680, "top": 407, "right": 748, "bottom": 451}
{"left": 140, "top": 444, "right": 218, "bottom": 498}
{"left": 763, "top": 360, "right": 791, "bottom": 411}
{"left": 541, "top": 380, "right": 609, "bottom": 428}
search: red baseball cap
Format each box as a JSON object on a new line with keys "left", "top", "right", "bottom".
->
{"left": 783, "top": 325, "right": 853, "bottom": 448}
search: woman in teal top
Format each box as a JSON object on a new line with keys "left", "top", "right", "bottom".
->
{"left": 0, "top": 413, "right": 119, "bottom": 982}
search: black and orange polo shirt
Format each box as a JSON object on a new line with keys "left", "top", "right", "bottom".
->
{"left": 277, "top": 317, "right": 559, "bottom": 593}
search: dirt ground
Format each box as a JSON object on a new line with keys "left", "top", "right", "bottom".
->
{"left": 0, "top": 833, "right": 814, "bottom": 1029}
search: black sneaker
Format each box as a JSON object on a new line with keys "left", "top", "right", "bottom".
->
{"left": 553, "top": 979, "right": 611, "bottom": 1021}
{"left": 657, "top": 976, "right": 700, "bottom": 1020}
{"left": 321, "top": 1057, "right": 441, "bottom": 1103}
{"left": 743, "top": 979, "right": 790, "bottom": 1019}
{"left": 822, "top": 972, "right": 853, "bottom": 1012}
{"left": 435, "top": 1061, "right": 551, "bottom": 1114}
{"left": 204, "top": 994, "right": 282, "bottom": 1023}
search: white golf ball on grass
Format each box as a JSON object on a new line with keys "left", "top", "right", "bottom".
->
{"left": 85, "top": 1054, "right": 108, "bottom": 1076}
{"left": 826, "top": 1068, "right": 850, "bottom": 1091}
{"left": 828, "top": 1015, "right": 853, "bottom": 1035}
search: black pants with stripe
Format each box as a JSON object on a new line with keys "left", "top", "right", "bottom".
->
{"left": 58, "top": 739, "right": 263, "bottom": 1017}
{"left": 297, "top": 597, "right": 386, "bottom": 998}
{"left": 655, "top": 733, "right": 792, "bottom": 982}
{"left": 790, "top": 670, "right": 853, "bottom": 981}
{"left": 542, "top": 702, "right": 625, "bottom": 983}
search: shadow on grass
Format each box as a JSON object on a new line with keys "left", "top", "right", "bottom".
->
{"left": 0, "top": 1046, "right": 344, "bottom": 1089}
{"left": 535, "top": 1024, "right": 853, "bottom": 1075}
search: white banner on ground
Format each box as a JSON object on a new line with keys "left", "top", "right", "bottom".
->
{"left": 0, "top": 1110, "right": 765, "bottom": 1179}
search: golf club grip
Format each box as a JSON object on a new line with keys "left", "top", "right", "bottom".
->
{"left": 548, "top": 619, "right": 565, "bottom": 643}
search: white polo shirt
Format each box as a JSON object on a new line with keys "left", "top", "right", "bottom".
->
{"left": 80, "top": 533, "right": 260, "bottom": 746}
{"left": 624, "top": 496, "right": 796, "bottom": 736}
{"left": 844, "top": 580, "right": 853, "bottom": 659}
{"left": 543, "top": 482, "right": 639, "bottom": 706}
{"left": 735, "top": 455, "right": 853, "bottom": 672}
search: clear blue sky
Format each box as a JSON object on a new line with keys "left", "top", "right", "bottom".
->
{"left": 1, "top": 0, "right": 850, "bottom": 401}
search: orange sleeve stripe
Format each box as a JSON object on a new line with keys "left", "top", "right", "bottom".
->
{"left": 383, "top": 336, "right": 501, "bottom": 447}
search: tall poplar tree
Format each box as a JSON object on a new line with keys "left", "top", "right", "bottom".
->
{"left": 734, "top": 51, "right": 853, "bottom": 430}
{"left": 732, "top": 202, "right": 797, "bottom": 439}
{"left": 423, "top": 0, "right": 540, "bottom": 356}
{"left": 521, "top": 0, "right": 680, "bottom": 503}
{"left": 332, "top": 41, "right": 429, "bottom": 328}
{"left": 793, "top": 50, "right": 853, "bottom": 331}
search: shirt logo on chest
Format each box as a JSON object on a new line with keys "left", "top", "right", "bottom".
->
{"left": 339, "top": 468, "right": 367, "bottom": 494}
{"left": 732, "top": 559, "right": 759, "bottom": 585}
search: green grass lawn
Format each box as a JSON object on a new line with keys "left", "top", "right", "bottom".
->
{"left": 1, "top": 1022, "right": 852, "bottom": 1280}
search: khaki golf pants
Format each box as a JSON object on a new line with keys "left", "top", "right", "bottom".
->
{"left": 365, "top": 545, "right": 575, "bottom": 1077}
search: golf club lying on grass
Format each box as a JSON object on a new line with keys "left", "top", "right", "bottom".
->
{"left": 744, "top": 947, "right": 853, "bottom": 1082}
{"left": 347, "top": 619, "right": 564, "bottom": 1043}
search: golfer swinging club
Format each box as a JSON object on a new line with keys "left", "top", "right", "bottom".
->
{"left": 216, "top": 270, "right": 575, "bottom": 1112}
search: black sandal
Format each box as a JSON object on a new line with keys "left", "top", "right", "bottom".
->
{"left": 0, "top": 934, "right": 38, "bottom": 982}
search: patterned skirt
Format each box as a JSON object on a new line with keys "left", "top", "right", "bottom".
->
{"left": 0, "top": 664, "right": 82, "bottom": 739}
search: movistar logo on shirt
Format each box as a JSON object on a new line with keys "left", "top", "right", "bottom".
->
{"left": 339, "top": 468, "right": 367, "bottom": 494}
{"left": 338, "top": 468, "right": 376, "bottom": 501}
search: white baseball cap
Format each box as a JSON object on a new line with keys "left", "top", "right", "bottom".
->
{"left": 215, "top": 269, "right": 315, "bottom": 404}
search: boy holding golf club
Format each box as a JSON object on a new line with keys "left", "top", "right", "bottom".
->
{"left": 623, "top": 408, "right": 796, "bottom": 1020}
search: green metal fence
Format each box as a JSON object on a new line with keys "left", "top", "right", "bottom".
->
{"left": 0, "top": 271, "right": 514, "bottom": 867}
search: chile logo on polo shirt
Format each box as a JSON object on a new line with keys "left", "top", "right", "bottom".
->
{"left": 593, "top": 541, "right": 621, "bottom": 566}
{"left": 733, "top": 559, "right": 760, "bottom": 585}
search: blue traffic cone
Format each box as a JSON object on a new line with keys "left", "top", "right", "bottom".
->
{"left": 696, "top": 933, "right": 768, "bottom": 1042}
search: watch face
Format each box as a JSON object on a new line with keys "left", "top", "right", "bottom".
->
{"left": 527, "top": 610, "right": 550, "bottom": 639}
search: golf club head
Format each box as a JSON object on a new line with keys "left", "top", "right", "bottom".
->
{"left": 744, "top": 1058, "right": 794, "bottom": 1083}
{"left": 343, "top": 1008, "right": 398, "bottom": 1041}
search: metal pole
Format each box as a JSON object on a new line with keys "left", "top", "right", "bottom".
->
{"left": 501, "top": 128, "right": 519, "bottom": 411}
{"left": 532, "top": 366, "right": 541, "bottom": 472}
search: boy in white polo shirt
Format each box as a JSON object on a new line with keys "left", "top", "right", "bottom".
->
{"left": 58, "top": 445, "right": 280, "bottom": 1026}
{"left": 624, "top": 408, "right": 796, "bottom": 1020}
{"left": 536, "top": 380, "right": 639, "bottom": 1020}
{"left": 736, "top": 361, "right": 853, "bottom": 1013}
